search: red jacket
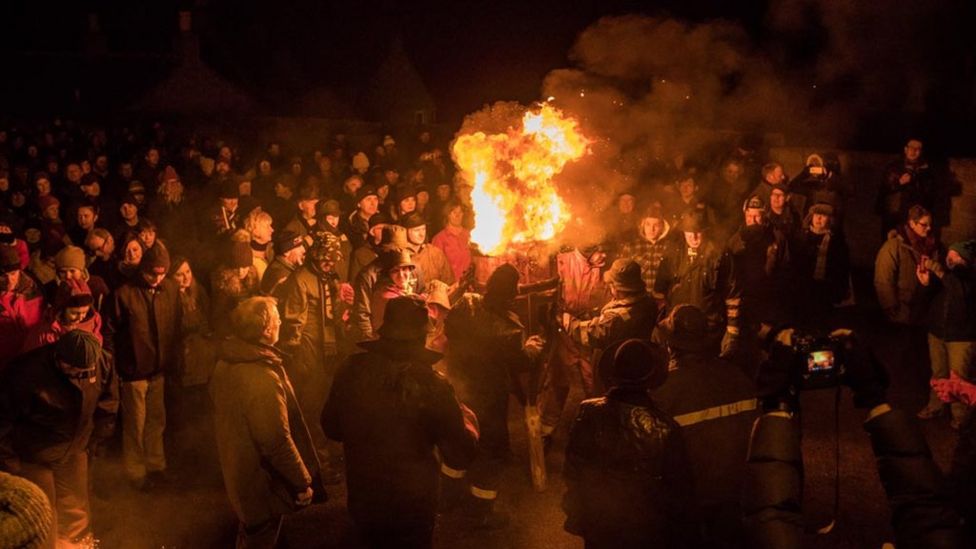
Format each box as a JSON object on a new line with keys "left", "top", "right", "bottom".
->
{"left": 21, "top": 309, "right": 103, "bottom": 354}
{"left": 0, "top": 278, "right": 44, "bottom": 367}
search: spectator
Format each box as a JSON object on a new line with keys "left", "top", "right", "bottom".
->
{"left": 0, "top": 330, "right": 118, "bottom": 548}
{"left": 876, "top": 138, "right": 934, "bottom": 237}
{"left": 103, "top": 244, "right": 182, "bottom": 491}
{"left": 620, "top": 204, "right": 678, "bottom": 296}
{"left": 261, "top": 230, "right": 307, "bottom": 300}
{"left": 210, "top": 296, "right": 319, "bottom": 548}
{"left": 244, "top": 209, "right": 274, "bottom": 280}
{"left": 916, "top": 240, "right": 976, "bottom": 428}
{"left": 431, "top": 200, "right": 472, "bottom": 282}
{"left": 792, "top": 203, "right": 851, "bottom": 325}
{"left": 402, "top": 212, "right": 454, "bottom": 286}
{"left": 313, "top": 199, "right": 352, "bottom": 283}
{"left": 210, "top": 241, "right": 261, "bottom": 335}
{"left": 0, "top": 247, "right": 44, "bottom": 366}
{"left": 22, "top": 278, "right": 102, "bottom": 352}
{"left": 346, "top": 185, "right": 379, "bottom": 250}
{"left": 323, "top": 296, "right": 478, "bottom": 548}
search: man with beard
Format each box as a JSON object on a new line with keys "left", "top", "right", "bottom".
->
{"left": 917, "top": 240, "right": 976, "bottom": 429}
{"left": 278, "top": 235, "right": 349, "bottom": 484}
{"left": 720, "top": 196, "right": 791, "bottom": 364}
{"left": 445, "top": 264, "right": 545, "bottom": 528}
{"left": 655, "top": 210, "right": 725, "bottom": 351}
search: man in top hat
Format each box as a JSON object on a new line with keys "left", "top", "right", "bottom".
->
{"left": 562, "top": 338, "right": 696, "bottom": 548}
{"left": 653, "top": 305, "right": 757, "bottom": 546}
{"left": 103, "top": 244, "right": 182, "bottom": 490}
{"left": 0, "top": 330, "right": 118, "bottom": 549}
{"left": 323, "top": 296, "right": 478, "bottom": 548}
{"left": 560, "top": 258, "right": 660, "bottom": 392}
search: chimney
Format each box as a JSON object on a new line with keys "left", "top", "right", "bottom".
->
{"left": 176, "top": 10, "right": 201, "bottom": 65}
{"left": 84, "top": 12, "right": 108, "bottom": 57}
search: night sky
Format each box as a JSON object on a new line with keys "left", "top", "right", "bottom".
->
{"left": 1, "top": 0, "right": 973, "bottom": 150}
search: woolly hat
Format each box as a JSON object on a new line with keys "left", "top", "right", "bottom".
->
{"left": 54, "top": 278, "right": 94, "bottom": 310}
{"left": 228, "top": 240, "right": 253, "bottom": 269}
{"left": 128, "top": 180, "right": 146, "bottom": 195}
{"left": 356, "top": 185, "right": 379, "bottom": 205}
{"left": 743, "top": 195, "right": 766, "bottom": 212}
{"left": 55, "top": 330, "right": 102, "bottom": 371}
{"left": 161, "top": 165, "right": 179, "bottom": 182}
{"left": 400, "top": 212, "right": 426, "bottom": 230}
{"left": 316, "top": 199, "right": 341, "bottom": 218}
{"left": 0, "top": 246, "right": 20, "bottom": 273}
{"left": 140, "top": 244, "right": 171, "bottom": 274}
{"left": 54, "top": 245, "right": 87, "bottom": 272}
{"left": 0, "top": 471, "right": 53, "bottom": 549}
{"left": 352, "top": 152, "right": 370, "bottom": 172}
{"left": 603, "top": 259, "right": 644, "bottom": 294}
{"left": 949, "top": 240, "right": 976, "bottom": 265}
{"left": 611, "top": 339, "right": 669, "bottom": 389}
{"left": 120, "top": 193, "right": 140, "bottom": 208}
{"left": 37, "top": 194, "right": 59, "bottom": 212}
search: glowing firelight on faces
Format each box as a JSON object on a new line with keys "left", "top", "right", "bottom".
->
{"left": 452, "top": 104, "right": 589, "bottom": 255}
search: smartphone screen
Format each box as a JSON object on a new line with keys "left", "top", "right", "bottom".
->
{"left": 807, "top": 350, "right": 834, "bottom": 372}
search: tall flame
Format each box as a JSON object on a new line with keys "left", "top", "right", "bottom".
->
{"left": 452, "top": 103, "right": 588, "bottom": 255}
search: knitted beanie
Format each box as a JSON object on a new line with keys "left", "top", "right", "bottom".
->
{"left": 54, "top": 245, "right": 87, "bottom": 272}
{"left": 0, "top": 472, "right": 53, "bottom": 549}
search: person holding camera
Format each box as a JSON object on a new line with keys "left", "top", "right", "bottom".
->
{"left": 916, "top": 240, "right": 976, "bottom": 428}
{"left": 743, "top": 326, "right": 967, "bottom": 548}
{"left": 875, "top": 138, "right": 934, "bottom": 238}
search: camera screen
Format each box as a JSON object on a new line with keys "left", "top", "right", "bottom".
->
{"left": 807, "top": 350, "right": 834, "bottom": 372}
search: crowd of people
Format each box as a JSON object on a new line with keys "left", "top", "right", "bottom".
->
{"left": 0, "top": 119, "right": 973, "bottom": 549}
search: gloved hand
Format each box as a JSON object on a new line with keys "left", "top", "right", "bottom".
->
{"left": 523, "top": 335, "right": 546, "bottom": 359}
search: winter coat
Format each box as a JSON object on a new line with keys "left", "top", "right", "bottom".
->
{"left": 351, "top": 260, "right": 386, "bottom": 342}
{"left": 874, "top": 232, "right": 936, "bottom": 325}
{"left": 0, "top": 344, "right": 118, "bottom": 467}
{"left": 349, "top": 245, "right": 378, "bottom": 285}
{"left": 21, "top": 308, "right": 103, "bottom": 354}
{"left": 103, "top": 277, "right": 182, "bottom": 381}
{"left": 555, "top": 248, "right": 607, "bottom": 316}
{"left": 926, "top": 266, "right": 976, "bottom": 342}
{"left": 620, "top": 226, "right": 679, "bottom": 294}
{"left": 210, "top": 337, "right": 315, "bottom": 529}
{"left": 278, "top": 265, "right": 345, "bottom": 371}
{"left": 445, "top": 293, "right": 531, "bottom": 399}
{"left": 565, "top": 293, "right": 659, "bottom": 387}
{"left": 321, "top": 341, "right": 478, "bottom": 526}
{"left": 655, "top": 239, "right": 724, "bottom": 329}
{"left": 260, "top": 256, "right": 299, "bottom": 300}
{"left": 793, "top": 228, "right": 851, "bottom": 313}
{"left": 411, "top": 243, "right": 455, "bottom": 286}
{"left": 875, "top": 158, "right": 935, "bottom": 220}
{"left": 654, "top": 352, "right": 757, "bottom": 543}
{"left": 431, "top": 227, "right": 472, "bottom": 282}
{"left": 176, "top": 281, "right": 214, "bottom": 387}
{"left": 724, "top": 223, "right": 792, "bottom": 328}
{"left": 0, "top": 276, "right": 44, "bottom": 366}
{"left": 563, "top": 387, "right": 697, "bottom": 547}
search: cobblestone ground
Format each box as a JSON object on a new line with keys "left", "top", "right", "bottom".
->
{"left": 91, "top": 289, "right": 958, "bottom": 548}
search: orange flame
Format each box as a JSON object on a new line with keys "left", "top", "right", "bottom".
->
{"left": 452, "top": 103, "right": 589, "bottom": 255}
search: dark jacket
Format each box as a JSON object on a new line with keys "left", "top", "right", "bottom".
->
{"left": 351, "top": 259, "right": 386, "bottom": 343}
{"left": 926, "top": 266, "right": 976, "bottom": 342}
{"left": 279, "top": 264, "right": 345, "bottom": 368}
{"left": 655, "top": 352, "right": 758, "bottom": 545}
{"left": 210, "top": 337, "right": 316, "bottom": 529}
{"left": 0, "top": 344, "right": 118, "bottom": 467}
{"left": 321, "top": 342, "right": 478, "bottom": 525}
{"left": 563, "top": 387, "right": 697, "bottom": 547}
{"left": 655, "top": 238, "right": 725, "bottom": 329}
{"left": 724, "top": 223, "right": 792, "bottom": 328}
{"left": 261, "top": 256, "right": 299, "bottom": 300}
{"left": 104, "top": 277, "right": 182, "bottom": 381}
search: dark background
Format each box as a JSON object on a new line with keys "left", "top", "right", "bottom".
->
{"left": 1, "top": 0, "right": 974, "bottom": 152}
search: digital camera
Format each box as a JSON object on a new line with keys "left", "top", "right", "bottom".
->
{"left": 792, "top": 333, "right": 844, "bottom": 390}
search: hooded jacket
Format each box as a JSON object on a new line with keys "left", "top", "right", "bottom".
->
{"left": 0, "top": 274, "right": 43, "bottom": 366}
{"left": 21, "top": 308, "right": 103, "bottom": 354}
{"left": 874, "top": 229, "right": 938, "bottom": 325}
{"left": 620, "top": 221, "right": 678, "bottom": 294}
{"left": 210, "top": 337, "right": 316, "bottom": 529}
